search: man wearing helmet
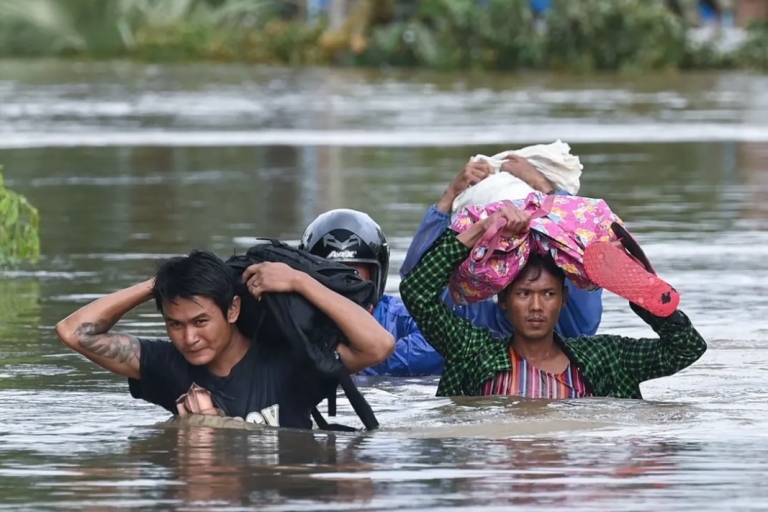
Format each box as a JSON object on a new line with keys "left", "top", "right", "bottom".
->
{"left": 299, "top": 209, "right": 443, "bottom": 376}
{"left": 299, "top": 158, "right": 602, "bottom": 377}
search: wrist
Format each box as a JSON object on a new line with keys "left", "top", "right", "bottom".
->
{"left": 140, "top": 279, "right": 155, "bottom": 300}
{"left": 456, "top": 219, "right": 489, "bottom": 248}
{"left": 436, "top": 190, "right": 456, "bottom": 213}
{"left": 291, "top": 271, "right": 311, "bottom": 294}
{"left": 501, "top": 165, "right": 520, "bottom": 179}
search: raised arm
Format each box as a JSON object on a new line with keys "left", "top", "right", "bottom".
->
{"left": 399, "top": 232, "right": 480, "bottom": 361}
{"left": 400, "top": 159, "right": 494, "bottom": 278}
{"left": 54, "top": 280, "right": 152, "bottom": 380}
{"left": 399, "top": 206, "right": 510, "bottom": 335}
{"left": 617, "top": 305, "right": 707, "bottom": 384}
{"left": 401, "top": 157, "right": 591, "bottom": 339}
{"left": 399, "top": 206, "right": 453, "bottom": 279}
{"left": 243, "top": 263, "right": 395, "bottom": 373}
{"left": 400, "top": 204, "right": 529, "bottom": 361}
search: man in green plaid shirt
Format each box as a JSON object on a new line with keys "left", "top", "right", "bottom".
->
{"left": 399, "top": 205, "right": 707, "bottom": 399}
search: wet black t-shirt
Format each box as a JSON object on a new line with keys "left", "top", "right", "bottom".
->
{"left": 128, "top": 338, "right": 336, "bottom": 430}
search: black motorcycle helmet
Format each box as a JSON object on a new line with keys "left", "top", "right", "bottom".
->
{"left": 299, "top": 209, "right": 390, "bottom": 303}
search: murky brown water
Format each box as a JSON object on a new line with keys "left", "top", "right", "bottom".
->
{"left": 1, "top": 60, "right": 768, "bottom": 511}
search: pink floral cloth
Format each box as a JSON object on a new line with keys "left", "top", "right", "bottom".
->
{"left": 449, "top": 192, "right": 624, "bottom": 305}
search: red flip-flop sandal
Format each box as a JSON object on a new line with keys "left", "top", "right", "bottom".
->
{"left": 584, "top": 241, "right": 679, "bottom": 317}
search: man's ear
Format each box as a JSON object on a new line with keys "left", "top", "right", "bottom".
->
{"left": 228, "top": 296, "right": 241, "bottom": 323}
{"left": 561, "top": 283, "right": 569, "bottom": 309}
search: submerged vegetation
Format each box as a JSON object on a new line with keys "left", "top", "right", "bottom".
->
{"left": 0, "top": 0, "right": 765, "bottom": 71}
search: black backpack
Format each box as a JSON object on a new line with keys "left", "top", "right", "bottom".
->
{"left": 225, "top": 238, "right": 379, "bottom": 432}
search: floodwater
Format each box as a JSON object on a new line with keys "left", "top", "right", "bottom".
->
{"left": 1, "top": 60, "right": 768, "bottom": 511}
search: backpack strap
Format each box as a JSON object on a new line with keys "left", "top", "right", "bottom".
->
{"left": 336, "top": 370, "right": 379, "bottom": 431}
{"left": 311, "top": 407, "right": 359, "bottom": 433}
{"left": 327, "top": 391, "right": 337, "bottom": 416}
{"left": 309, "top": 370, "right": 379, "bottom": 433}
{"left": 311, "top": 358, "right": 380, "bottom": 432}
{"left": 249, "top": 237, "right": 281, "bottom": 248}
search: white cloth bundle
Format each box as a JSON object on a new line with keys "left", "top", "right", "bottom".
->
{"left": 451, "top": 139, "right": 584, "bottom": 222}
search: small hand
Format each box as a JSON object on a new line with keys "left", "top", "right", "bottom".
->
{"left": 176, "top": 383, "right": 224, "bottom": 417}
{"left": 458, "top": 203, "right": 531, "bottom": 248}
{"left": 437, "top": 159, "right": 495, "bottom": 212}
{"left": 486, "top": 204, "right": 531, "bottom": 237}
{"left": 242, "top": 262, "right": 302, "bottom": 300}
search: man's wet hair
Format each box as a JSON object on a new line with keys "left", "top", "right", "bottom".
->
{"left": 509, "top": 253, "right": 566, "bottom": 289}
{"left": 152, "top": 250, "right": 235, "bottom": 317}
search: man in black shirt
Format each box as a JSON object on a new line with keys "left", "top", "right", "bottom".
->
{"left": 55, "top": 250, "right": 395, "bottom": 429}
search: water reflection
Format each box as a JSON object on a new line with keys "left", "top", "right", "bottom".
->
{"left": 88, "top": 427, "right": 722, "bottom": 510}
{"left": 45, "top": 426, "right": 377, "bottom": 509}
{"left": 1, "top": 422, "right": 714, "bottom": 510}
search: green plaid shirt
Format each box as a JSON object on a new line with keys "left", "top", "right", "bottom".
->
{"left": 399, "top": 231, "right": 707, "bottom": 398}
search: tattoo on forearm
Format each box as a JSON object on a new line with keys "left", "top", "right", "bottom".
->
{"left": 75, "top": 322, "right": 140, "bottom": 363}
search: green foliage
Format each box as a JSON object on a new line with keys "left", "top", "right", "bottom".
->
{"left": 236, "top": 19, "right": 329, "bottom": 65}
{"left": 544, "top": 0, "right": 687, "bottom": 72}
{"left": 0, "top": 0, "right": 281, "bottom": 58}
{"left": 0, "top": 166, "right": 41, "bottom": 267}
{"left": 361, "top": 21, "right": 433, "bottom": 68}
{"left": 0, "top": 18, "right": 61, "bottom": 57}
{"left": 361, "top": 0, "right": 541, "bottom": 70}
{"left": 0, "top": 0, "right": 765, "bottom": 72}
{"left": 133, "top": 20, "right": 215, "bottom": 61}
{"left": 738, "top": 20, "right": 768, "bottom": 70}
